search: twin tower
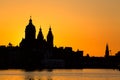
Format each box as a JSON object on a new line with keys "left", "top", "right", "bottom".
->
{"left": 20, "top": 18, "right": 54, "bottom": 49}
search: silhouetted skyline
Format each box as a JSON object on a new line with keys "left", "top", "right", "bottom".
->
{"left": 0, "top": 0, "right": 120, "bottom": 56}
{"left": 0, "top": 18, "right": 120, "bottom": 70}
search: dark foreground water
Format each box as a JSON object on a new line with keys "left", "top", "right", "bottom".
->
{"left": 0, "top": 69, "right": 120, "bottom": 80}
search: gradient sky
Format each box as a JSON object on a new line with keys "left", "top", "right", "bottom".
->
{"left": 0, "top": 0, "right": 120, "bottom": 56}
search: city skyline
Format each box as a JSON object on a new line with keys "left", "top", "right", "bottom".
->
{"left": 0, "top": 0, "right": 120, "bottom": 56}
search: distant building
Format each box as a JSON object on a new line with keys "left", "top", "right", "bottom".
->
{"left": 115, "top": 51, "right": 120, "bottom": 57}
{"left": 105, "top": 43, "right": 109, "bottom": 57}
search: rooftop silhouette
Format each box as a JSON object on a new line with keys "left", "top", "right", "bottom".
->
{"left": 0, "top": 18, "right": 120, "bottom": 70}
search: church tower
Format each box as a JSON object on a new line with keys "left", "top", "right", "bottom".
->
{"left": 37, "top": 27, "right": 44, "bottom": 41}
{"left": 37, "top": 27, "right": 44, "bottom": 48}
{"left": 105, "top": 43, "right": 109, "bottom": 58}
{"left": 47, "top": 27, "right": 54, "bottom": 48}
{"left": 20, "top": 17, "right": 36, "bottom": 48}
{"left": 25, "top": 17, "right": 36, "bottom": 40}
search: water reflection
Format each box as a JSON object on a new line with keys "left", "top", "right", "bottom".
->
{"left": 24, "top": 71, "right": 52, "bottom": 80}
{"left": 0, "top": 69, "right": 120, "bottom": 80}
{"left": 25, "top": 75, "right": 34, "bottom": 80}
{"left": 47, "top": 76, "right": 52, "bottom": 80}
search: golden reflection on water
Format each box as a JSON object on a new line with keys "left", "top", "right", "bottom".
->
{"left": 0, "top": 69, "right": 120, "bottom": 80}
{"left": 0, "top": 69, "right": 24, "bottom": 80}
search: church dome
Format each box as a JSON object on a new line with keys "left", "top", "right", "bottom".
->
{"left": 25, "top": 18, "right": 36, "bottom": 33}
{"left": 25, "top": 17, "right": 36, "bottom": 40}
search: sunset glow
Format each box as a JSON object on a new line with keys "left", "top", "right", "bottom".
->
{"left": 0, "top": 0, "right": 120, "bottom": 56}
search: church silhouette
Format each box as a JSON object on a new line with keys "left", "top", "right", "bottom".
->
{"left": 20, "top": 17, "right": 53, "bottom": 49}
{"left": 18, "top": 17, "right": 83, "bottom": 69}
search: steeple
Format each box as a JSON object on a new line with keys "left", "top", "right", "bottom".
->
{"left": 105, "top": 43, "right": 109, "bottom": 58}
{"left": 49, "top": 26, "right": 51, "bottom": 31}
{"left": 47, "top": 26, "right": 53, "bottom": 47}
{"left": 29, "top": 16, "right": 32, "bottom": 24}
{"left": 37, "top": 26, "right": 44, "bottom": 41}
{"left": 36, "top": 27, "right": 45, "bottom": 48}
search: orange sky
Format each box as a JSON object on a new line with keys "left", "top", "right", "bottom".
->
{"left": 0, "top": 0, "right": 120, "bottom": 56}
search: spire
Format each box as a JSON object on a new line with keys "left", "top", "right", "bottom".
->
{"left": 29, "top": 16, "right": 32, "bottom": 24}
{"left": 105, "top": 43, "right": 109, "bottom": 58}
{"left": 37, "top": 26, "right": 44, "bottom": 40}
{"left": 48, "top": 26, "right": 53, "bottom": 36}
{"left": 47, "top": 26, "right": 53, "bottom": 47}
{"left": 49, "top": 25, "right": 51, "bottom": 31}
{"left": 40, "top": 26, "right": 42, "bottom": 31}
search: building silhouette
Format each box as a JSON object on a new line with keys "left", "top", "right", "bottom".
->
{"left": 47, "top": 27, "right": 53, "bottom": 48}
{"left": 105, "top": 43, "right": 109, "bottom": 58}
{"left": 20, "top": 17, "right": 53, "bottom": 49}
{"left": 18, "top": 17, "right": 83, "bottom": 69}
{"left": 0, "top": 17, "right": 120, "bottom": 70}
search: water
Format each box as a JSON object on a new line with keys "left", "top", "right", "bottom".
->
{"left": 0, "top": 69, "right": 120, "bottom": 80}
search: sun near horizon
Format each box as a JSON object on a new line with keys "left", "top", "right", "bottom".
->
{"left": 0, "top": 0, "right": 120, "bottom": 57}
